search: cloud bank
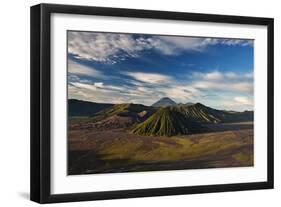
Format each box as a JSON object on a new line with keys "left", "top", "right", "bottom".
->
{"left": 68, "top": 31, "right": 253, "bottom": 64}
{"left": 68, "top": 61, "right": 253, "bottom": 111}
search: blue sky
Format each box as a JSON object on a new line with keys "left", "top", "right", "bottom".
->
{"left": 68, "top": 31, "right": 254, "bottom": 111}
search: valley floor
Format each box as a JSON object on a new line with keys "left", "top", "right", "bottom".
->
{"left": 68, "top": 121, "right": 254, "bottom": 175}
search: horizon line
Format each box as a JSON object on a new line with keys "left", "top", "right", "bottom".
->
{"left": 68, "top": 97, "right": 254, "bottom": 112}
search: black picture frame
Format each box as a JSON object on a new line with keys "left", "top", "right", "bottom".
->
{"left": 30, "top": 3, "right": 274, "bottom": 204}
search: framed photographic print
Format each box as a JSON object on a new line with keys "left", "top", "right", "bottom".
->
{"left": 30, "top": 3, "right": 274, "bottom": 203}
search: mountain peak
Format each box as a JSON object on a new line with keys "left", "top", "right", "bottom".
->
{"left": 194, "top": 102, "right": 205, "bottom": 107}
{"left": 185, "top": 102, "right": 195, "bottom": 106}
{"left": 151, "top": 97, "right": 177, "bottom": 107}
{"left": 162, "top": 97, "right": 173, "bottom": 100}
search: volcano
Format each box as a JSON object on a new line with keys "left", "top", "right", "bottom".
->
{"left": 130, "top": 107, "right": 204, "bottom": 137}
{"left": 151, "top": 97, "right": 177, "bottom": 107}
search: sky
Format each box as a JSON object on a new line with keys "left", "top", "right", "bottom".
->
{"left": 67, "top": 31, "right": 254, "bottom": 111}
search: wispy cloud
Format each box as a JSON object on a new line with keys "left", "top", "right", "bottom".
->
{"left": 123, "top": 71, "right": 173, "bottom": 84}
{"left": 191, "top": 70, "right": 253, "bottom": 93}
{"left": 155, "top": 37, "right": 253, "bottom": 54}
{"left": 68, "top": 59, "right": 104, "bottom": 78}
{"left": 68, "top": 81, "right": 160, "bottom": 105}
{"left": 234, "top": 96, "right": 253, "bottom": 106}
{"left": 69, "top": 69, "right": 253, "bottom": 111}
{"left": 225, "top": 72, "right": 238, "bottom": 79}
{"left": 68, "top": 31, "right": 253, "bottom": 64}
{"left": 193, "top": 80, "right": 253, "bottom": 93}
{"left": 193, "top": 71, "right": 224, "bottom": 81}
{"left": 218, "top": 39, "right": 253, "bottom": 46}
{"left": 68, "top": 32, "right": 154, "bottom": 64}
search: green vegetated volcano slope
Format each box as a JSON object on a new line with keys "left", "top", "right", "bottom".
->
{"left": 130, "top": 107, "right": 204, "bottom": 137}
{"left": 175, "top": 103, "right": 221, "bottom": 123}
{"left": 130, "top": 102, "right": 253, "bottom": 137}
{"left": 175, "top": 103, "right": 253, "bottom": 123}
{"left": 90, "top": 103, "right": 155, "bottom": 122}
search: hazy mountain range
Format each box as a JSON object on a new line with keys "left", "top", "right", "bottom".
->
{"left": 68, "top": 98, "right": 253, "bottom": 136}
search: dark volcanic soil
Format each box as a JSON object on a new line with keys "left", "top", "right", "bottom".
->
{"left": 68, "top": 122, "right": 254, "bottom": 175}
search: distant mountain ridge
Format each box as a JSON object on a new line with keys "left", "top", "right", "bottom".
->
{"left": 151, "top": 97, "right": 177, "bottom": 107}
{"left": 68, "top": 99, "right": 113, "bottom": 117}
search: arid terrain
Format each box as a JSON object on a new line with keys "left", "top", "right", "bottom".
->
{"left": 68, "top": 120, "right": 253, "bottom": 175}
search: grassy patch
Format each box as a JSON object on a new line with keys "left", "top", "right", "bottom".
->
{"left": 232, "top": 152, "right": 252, "bottom": 164}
